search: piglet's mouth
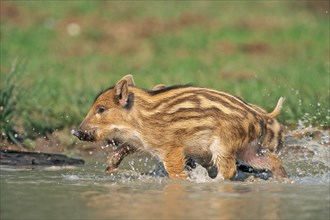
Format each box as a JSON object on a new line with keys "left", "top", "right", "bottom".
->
{"left": 71, "top": 129, "right": 95, "bottom": 142}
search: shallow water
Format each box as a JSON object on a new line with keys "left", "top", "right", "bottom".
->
{"left": 1, "top": 128, "right": 329, "bottom": 220}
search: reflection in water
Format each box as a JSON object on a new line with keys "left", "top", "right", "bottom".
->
{"left": 84, "top": 179, "right": 319, "bottom": 219}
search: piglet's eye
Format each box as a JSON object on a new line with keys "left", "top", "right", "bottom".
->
{"left": 96, "top": 105, "right": 106, "bottom": 114}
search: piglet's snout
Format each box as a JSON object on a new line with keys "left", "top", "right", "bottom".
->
{"left": 71, "top": 129, "right": 95, "bottom": 142}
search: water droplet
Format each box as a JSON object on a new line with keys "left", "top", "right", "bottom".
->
{"left": 128, "top": 160, "right": 135, "bottom": 171}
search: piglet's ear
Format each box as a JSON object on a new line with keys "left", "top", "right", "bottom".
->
{"left": 120, "top": 74, "right": 135, "bottom": 86}
{"left": 114, "top": 78, "right": 130, "bottom": 108}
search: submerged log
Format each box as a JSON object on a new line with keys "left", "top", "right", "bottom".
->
{"left": 0, "top": 150, "right": 85, "bottom": 166}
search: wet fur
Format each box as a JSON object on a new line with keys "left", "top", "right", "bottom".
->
{"left": 73, "top": 75, "right": 287, "bottom": 180}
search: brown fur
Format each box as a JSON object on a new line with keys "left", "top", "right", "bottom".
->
{"left": 73, "top": 75, "right": 287, "bottom": 180}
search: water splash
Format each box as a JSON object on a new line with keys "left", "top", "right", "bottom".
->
{"left": 188, "top": 164, "right": 214, "bottom": 183}
{"left": 282, "top": 126, "right": 330, "bottom": 178}
{"left": 62, "top": 174, "right": 80, "bottom": 180}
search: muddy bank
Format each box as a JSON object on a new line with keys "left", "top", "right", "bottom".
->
{"left": 0, "top": 150, "right": 84, "bottom": 166}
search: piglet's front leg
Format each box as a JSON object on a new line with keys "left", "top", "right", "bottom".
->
{"left": 105, "top": 144, "right": 136, "bottom": 173}
{"left": 163, "top": 146, "right": 187, "bottom": 179}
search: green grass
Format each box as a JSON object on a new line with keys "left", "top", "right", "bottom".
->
{"left": 0, "top": 60, "right": 24, "bottom": 144}
{"left": 0, "top": 1, "right": 329, "bottom": 143}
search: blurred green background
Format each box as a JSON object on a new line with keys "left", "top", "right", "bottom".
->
{"left": 0, "top": 1, "right": 329, "bottom": 145}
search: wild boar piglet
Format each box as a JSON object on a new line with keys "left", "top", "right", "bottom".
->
{"left": 72, "top": 75, "right": 287, "bottom": 180}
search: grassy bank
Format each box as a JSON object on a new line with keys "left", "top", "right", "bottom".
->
{"left": 1, "top": 1, "right": 329, "bottom": 145}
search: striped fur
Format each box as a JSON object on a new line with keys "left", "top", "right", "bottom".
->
{"left": 73, "top": 75, "right": 287, "bottom": 180}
